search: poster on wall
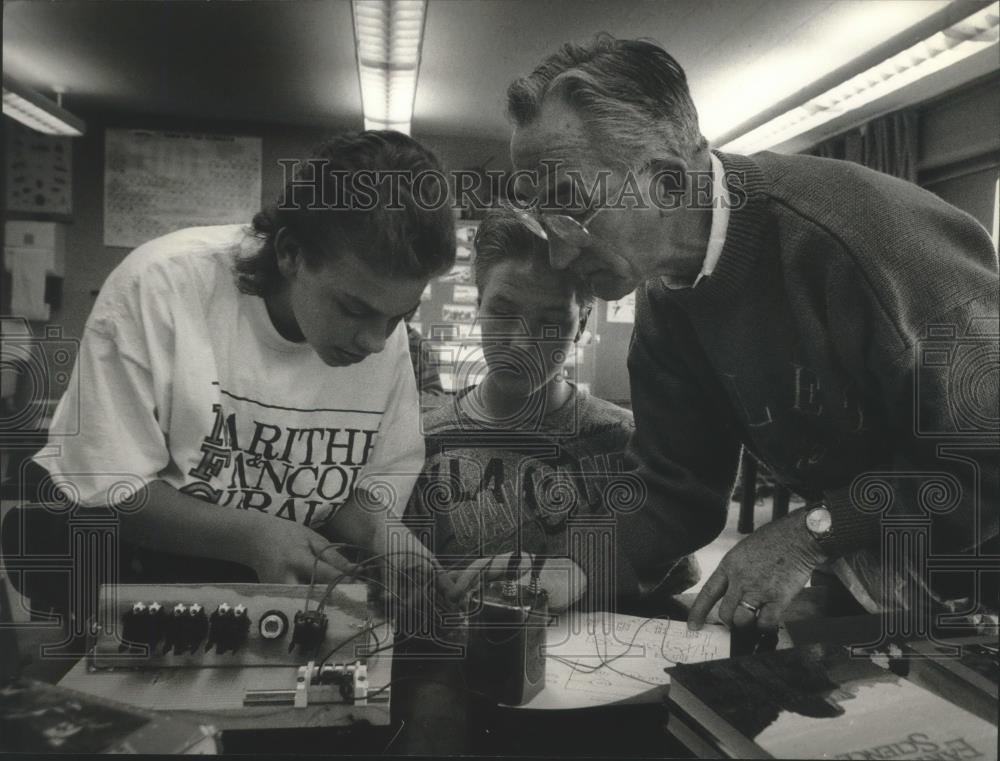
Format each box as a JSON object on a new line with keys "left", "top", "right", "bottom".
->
{"left": 442, "top": 263, "right": 472, "bottom": 284}
{"left": 103, "top": 129, "right": 262, "bottom": 248}
{"left": 5, "top": 121, "right": 73, "bottom": 216}
{"left": 452, "top": 284, "right": 478, "bottom": 303}
{"left": 455, "top": 220, "right": 479, "bottom": 261}
{"left": 606, "top": 291, "right": 636, "bottom": 323}
{"left": 442, "top": 303, "right": 477, "bottom": 323}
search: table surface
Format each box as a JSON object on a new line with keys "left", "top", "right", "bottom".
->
{"left": 9, "top": 583, "right": 849, "bottom": 755}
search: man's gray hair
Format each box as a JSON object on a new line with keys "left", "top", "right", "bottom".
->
{"left": 507, "top": 35, "right": 706, "bottom": 169}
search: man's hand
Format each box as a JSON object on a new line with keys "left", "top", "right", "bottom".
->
{"left": 450, "top": 553, "right": 587, "bottom": 611}
{"left": 688, "top": 509, "right": 828, "bottom": 631}
{"left": 246, "top": 518, "right": 358, "bottom": 585}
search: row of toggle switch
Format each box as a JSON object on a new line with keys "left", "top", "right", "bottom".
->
{"left": 118, "top": 602, "right": 325, "bottom": 655}
{"left": 119, "top": 601, "right": 252, "bottom": 654}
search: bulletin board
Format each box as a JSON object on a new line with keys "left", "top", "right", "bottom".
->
{"left": 103, "top": 129, "right": 262, "bottom": 248}
{"left": 606, "top": 291, "right": 635, "bottom": 323}
{"left": 4, "top": 121, "right": 73, "bottom": 216}
{"left": 410, "top": 221, "right": 478, "bottom": 394}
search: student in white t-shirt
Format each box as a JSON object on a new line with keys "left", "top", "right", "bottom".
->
{"left": 35, "top": 131, "right": 458, "bottom": 598}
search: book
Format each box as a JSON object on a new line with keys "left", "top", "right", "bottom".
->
{"left": 907, "top": 636, "right": 999, "bottom": 701}
{"left": 0, "top": 678, "right": 219, "bottom": 754}
{"left": 665, "top": 642, "right": 998, "bottom": 760}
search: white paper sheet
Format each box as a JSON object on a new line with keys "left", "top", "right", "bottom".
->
{"left": 515, "top": 612, "right": 730, "bottom": 710}
{"left": 606, "top": 292, "right": 636, "bottom": 323}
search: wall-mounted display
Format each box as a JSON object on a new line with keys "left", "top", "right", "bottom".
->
{"left": 5, "top": 122, "right": 72, "bottom": 216}
{"left": 442, "top": 263, "right": 472, "bottom": 284}
{"left": 452, "top": 284, "right": 478, "bottom": 304}
{"left": 455, "top": 220, "right": 479, "bottom": 261}
{"left": 606, "top": 291, "right": 636, "bottom": 323}
{"left": 104, "top": 129, "right": 261, "bottom": 248}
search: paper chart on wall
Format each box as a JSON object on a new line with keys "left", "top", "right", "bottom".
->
{"left": 606, "top": 291, "right": 636, "bottom": 323}
{"left": 515, "top": 612, "right": 730, "bottom": 710}
{"left": 5, "top": 121, "right": 73, "bottom": 215}
{"left": 104, "top": 129, "right": 262, "bottom": 248}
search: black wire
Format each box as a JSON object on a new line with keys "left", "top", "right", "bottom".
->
{"left": 596, "top": 659, "right": 664, "bottom": 688}
{"left": 316, "top": 548, "right": 446, "bottom": 613}
{"left": 316, "top": 620, "right": 384, "bottom": 667}
{"left": 308, "top": 540, "right": 436, "bottom": 611}
{"left": 591, "top": 616, "right": 671, "bottom": 686}
{"left": 315, "top": 612, "right": 419, "bottom": 668}
{"left": 366, "top": 625, "right": 382, "bottom": 655}
{"left": 365, "top": 629, "right": 417, "bottom": 657}
{"left": 326, "top": 564, "right": 443, "bottom": 619}
{"left": 305, "top": 542, "right": 351, "bottom": 612}
{"left": 546, "top": 614, "right": 672, "bottom": 685}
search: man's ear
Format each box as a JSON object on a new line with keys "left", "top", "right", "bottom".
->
{"left": 647, "top": 157, "right": 689, "bottom": 215}
{"left": 274, "top": 227, "right": 302, "bottom": 279}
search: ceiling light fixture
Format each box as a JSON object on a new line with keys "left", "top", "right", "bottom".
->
{"left": 2, "top": 74, "right": 86, "bottom": 137}
{"left": 720, "top": 4, "right": 999, "bottom": 154}
{"left": 352, "top": 0, "right": 427, "bottom": 135}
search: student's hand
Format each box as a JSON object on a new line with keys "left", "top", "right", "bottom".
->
{"left": 688, "top": 509, "right": 828, "bottom": 632}
{"left": 317, "top": 491, "right": 462, "bottom": 614}
{"left": 246, "top": 518, "right": 359, "bottom": 585}
{"left": 385, "top": 543, "right": 463, "bottom": 613}
{"left": 450, "top": 553, "right": 587, "bottom": 611}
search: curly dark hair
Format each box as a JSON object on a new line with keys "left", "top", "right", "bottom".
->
{"left": 236, "top": 130, "right": 456, "bottom": 295}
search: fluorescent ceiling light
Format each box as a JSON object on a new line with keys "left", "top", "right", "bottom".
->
{"left": 721, "top": 4, "right": 999, "bottom": 154}
{"left": 352, "top": 0, "right": 427, "bottom": 135}
{"left": 2, "top": 74, "right": 85, "bottom": 137}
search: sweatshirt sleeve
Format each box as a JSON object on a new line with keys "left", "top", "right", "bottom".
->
{"left": 617, "top": 286, "right": 742, "bottom": 591}
{"left": 821, "top": 287, "right": 999, "bottom": 560}
{"left": 819, "top": 193, "right": 999, "bottom": 561}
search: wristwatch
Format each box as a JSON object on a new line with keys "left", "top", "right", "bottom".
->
{"left": 804, "top": 505, "right": 833, "bottom": 541}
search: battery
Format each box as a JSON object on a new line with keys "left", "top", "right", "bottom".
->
{"left": 466, "top": 581, "right": 549, "bottom": 706}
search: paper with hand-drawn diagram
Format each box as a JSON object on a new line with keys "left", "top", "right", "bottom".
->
{"left": 516, "top": 612, "right": 730, "bottom": 709}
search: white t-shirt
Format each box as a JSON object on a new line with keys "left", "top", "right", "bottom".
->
{"left": 35, "top": 225, "right": 424, "bottom": 531}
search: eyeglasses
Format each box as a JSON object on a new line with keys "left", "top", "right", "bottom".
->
{"left": 503, "top": 200, "right": 607, "bottom": 248}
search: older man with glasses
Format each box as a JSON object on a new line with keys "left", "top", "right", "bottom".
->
{"left": 505, "top": 35, "right": 999, "bottom": 633}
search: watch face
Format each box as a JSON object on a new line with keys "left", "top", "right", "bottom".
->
{"left": 806, "top": 507, "right": 832, "bottom": 535}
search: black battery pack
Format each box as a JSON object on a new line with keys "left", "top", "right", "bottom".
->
{"left": 466, "top": 581, "right": 549, "bottom": 706}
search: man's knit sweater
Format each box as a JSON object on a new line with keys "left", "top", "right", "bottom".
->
{"left": 621, "top": 150, "right": 999, "bottom": 597}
